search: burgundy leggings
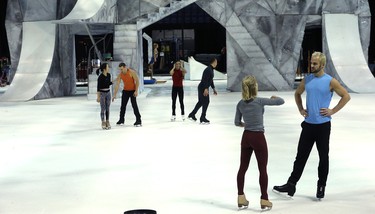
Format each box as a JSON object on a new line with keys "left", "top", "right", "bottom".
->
{"left": 237, "top": 130, "right": 269, "bottom": 200}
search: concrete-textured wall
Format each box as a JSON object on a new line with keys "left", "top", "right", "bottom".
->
{"left": 196, "top": 0, "right": 370, "bottom": 91}
{"left": 5, "top": 0, "right": 371, "bottom": 99}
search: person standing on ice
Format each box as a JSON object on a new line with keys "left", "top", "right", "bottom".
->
{"left": 235, "top": 75, "right": 284, "bottom": 210}
{"left": 112, "top": 62, "right": 142, "bottom": 127}
{"left": 273, "top": 52, "right": 350, "bottom": 199}
{"left": 170, "top": 60, "right": 186, "bottom": 121}
{"left": 187, "top": 57, "right": 218, "bottom": 124}
{"left": 96, "top": 63, "right": 113, "bottom": 130}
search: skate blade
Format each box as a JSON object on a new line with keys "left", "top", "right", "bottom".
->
{"left": 134, "top": 125, "right": 142, "bottom": 127}
{"left": 237, "top": 205, "right": 248, "bottom": 211}
{"left": 200, "top": 122, "right": 210, "bottom": 125}
{"left": 272, "top": 189, "right": 294, "bottom": 199}
{"left": 261, "top": 206, "right": 272, "bottom": 211}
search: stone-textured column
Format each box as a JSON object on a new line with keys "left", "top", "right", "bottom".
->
{"left": 113, "top": 24, "right": 144, "bottom": 92}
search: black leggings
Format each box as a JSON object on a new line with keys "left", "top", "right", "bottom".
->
{"left": 237, "top": 131, "right": 269, "bottom": 200}
{"left": 171, "top": 86, "right": 184, "bottom": 115}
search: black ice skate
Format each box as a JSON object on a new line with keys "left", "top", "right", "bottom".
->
{"left": 134, "top": 121, "right": 142, "bottom": 127}
{"left": 316, "top": 184, "right": 325, "bottom": 199}
{"left": 116, "top": 120, "right": 124, "bottom": 126}
{"left": 200, "top": 118, "right": 210, "bottom": 125}
{"left": 273, "top": 182, "right": 296, "bottom": 197}
{"left": 188, "top": 114, "right": 197, "bottom": 121}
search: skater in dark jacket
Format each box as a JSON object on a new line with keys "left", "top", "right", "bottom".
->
{"left": 273, "top": 52, "right": 350, "bottom": 199}
{"left": 235, "top": 75, "right": 284, "bottom": 210}
{"left": 188, "top": 58, "right": 218, "bottom": 124}
{"left": 97, "top": 63, "right": 113, "bottom": 129}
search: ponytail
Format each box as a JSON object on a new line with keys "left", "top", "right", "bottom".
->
{"left": 242, "top": 75, "right": 258, "bottom": 101}
{"left": 96, "top": 63, "right": 109, "bottom": 75}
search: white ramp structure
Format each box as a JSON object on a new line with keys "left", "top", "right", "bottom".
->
{"left": 57, "top": 0, "right": 106, "bottom": 23}
{"left": 0, "top": 22, "right": 55, "bottom": 102}
{"left": 324, "top": 14, "right": 375, "bottom": 93}
{"left": 186, "top": 56, "right": 227, "bottom": 81}
{"left": 0, "top": 0, "right": 107, "bottom": 102}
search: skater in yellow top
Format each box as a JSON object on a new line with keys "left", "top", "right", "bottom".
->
{"left": 112, "top": 62, "right": 142, "bottom": 126}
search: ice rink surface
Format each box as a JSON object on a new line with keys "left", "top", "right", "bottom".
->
{"left": 1, "top": 79, "right": 374, "bottom": 214}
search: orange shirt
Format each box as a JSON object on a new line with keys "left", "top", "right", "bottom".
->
{"left": 120, "top": 69, "right": 136, "bottom": 91}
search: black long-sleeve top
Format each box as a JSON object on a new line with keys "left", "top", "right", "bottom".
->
{"left": 97, "top": 73, "right": 112, "bottom": 92}
{"left": 198, "top": 65, "right": 215, "bottom": 90}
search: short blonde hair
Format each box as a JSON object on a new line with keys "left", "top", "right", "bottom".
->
{"left": 311, "top": 52, "right": 326, "bottom": 67}
{"left": 242, "top": 75, "right": 258, "bottom": 100}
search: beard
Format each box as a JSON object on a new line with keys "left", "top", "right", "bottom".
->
{"left": 311, "top": 65, "right": 322, "bottom": 73}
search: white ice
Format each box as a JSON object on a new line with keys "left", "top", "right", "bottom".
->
{"left": 1, "top": 79, "right": 374, "bottom": 214}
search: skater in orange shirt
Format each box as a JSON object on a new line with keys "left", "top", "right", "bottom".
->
{"left": 112, "top": 62, "right": 142, "bottom": 127}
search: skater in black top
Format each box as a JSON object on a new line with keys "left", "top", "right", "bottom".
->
{"left": 96, "top": 63, "right": 114, "bottom": 129}
{"left": 188, "top": 58, "right": 218, "bottom": 124}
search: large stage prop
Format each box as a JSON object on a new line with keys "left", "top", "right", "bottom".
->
{"left": 0, "top": 22, "right": 55, "bottom": 102}
{"left": 324, "top": 14, "right": 375, "bottom": 93}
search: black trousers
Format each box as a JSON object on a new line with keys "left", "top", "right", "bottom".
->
{"left": 171, "top": 86, "right": 184, "bottom": 115}
{"left": 190, "top": 86, "right": 209, "bottom": 119}
{"left": 119, "top": 90, "right": 141, "bottom": 122}
{"left": 288, "top": 121, "right": 331, "bottom": 187}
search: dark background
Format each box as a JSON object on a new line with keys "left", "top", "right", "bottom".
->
{"left": 0, "top": 0, "right": 9, "bottom": 60}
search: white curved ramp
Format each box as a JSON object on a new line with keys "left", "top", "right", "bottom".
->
{"left": 0, "top": 22, "right": 55, "bottom": 102}
{"left": 1, "top": 0, "right": 107, "bottom": 102}
{"left": 186, "top": 56, "right": 227, "bottom": 81}
{"left": 56, "top": 0, "right": 106, "bottom": 23}
{"left": 324, "top": 14, "right": 375, "bottom": 93}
